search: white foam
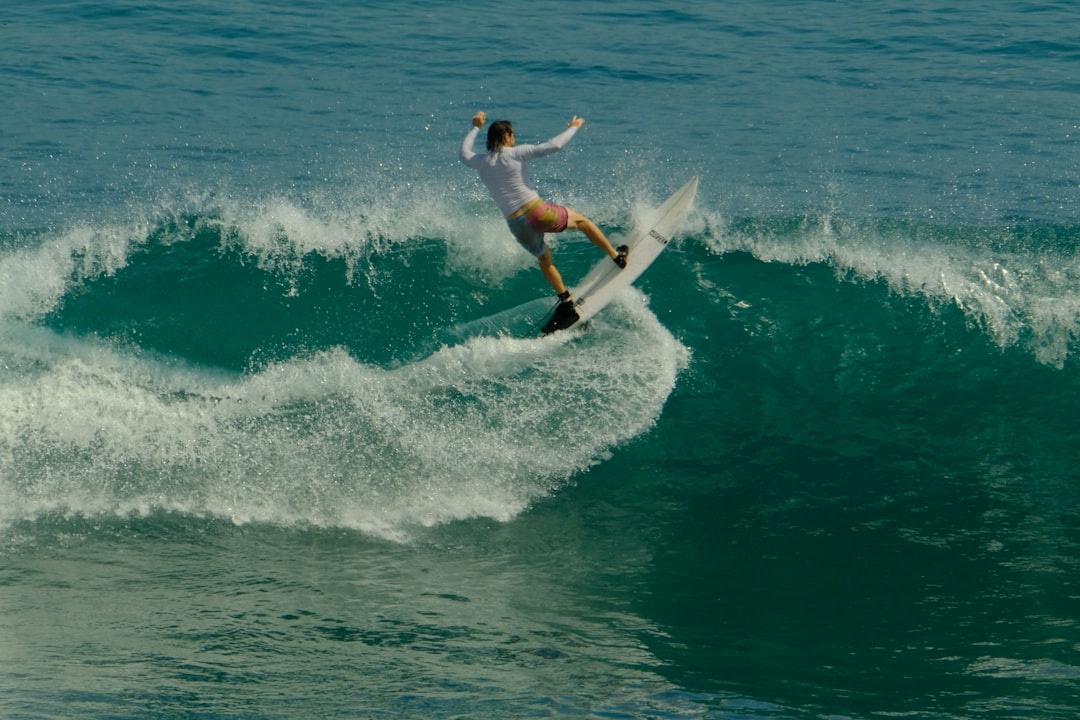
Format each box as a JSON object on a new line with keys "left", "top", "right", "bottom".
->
{"left": 0, "top": 292, "right": 688, "bottom": 541}
{"left": 0, "top": 221, "right": 152, "bottom": 321}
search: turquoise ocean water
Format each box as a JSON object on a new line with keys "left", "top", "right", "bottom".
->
{"left": 3, "top": 1, "right": 1080, "bottom": 717}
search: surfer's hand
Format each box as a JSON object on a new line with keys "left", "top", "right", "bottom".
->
{"left": 569, "top": 115, "right": 585, "bottom": 128}
{"left": 472, "top": 111, "right": 486, "bottom": 128}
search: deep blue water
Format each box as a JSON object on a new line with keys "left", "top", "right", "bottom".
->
{"left": 2, "top": 2, "right": 1080, "bottom": 718}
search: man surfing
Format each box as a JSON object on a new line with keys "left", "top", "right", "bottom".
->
{"left": 459, "top": 111, "right": 628, "bottom": 332}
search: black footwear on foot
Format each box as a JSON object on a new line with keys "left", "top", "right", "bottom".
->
{"left": 542, "top": 294, "right": 580, "bottom": 334}
{"left": 613, "top": 245, "right": 630, "bottom": 269}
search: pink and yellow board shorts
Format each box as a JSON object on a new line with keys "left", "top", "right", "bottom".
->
{"left": 524, "top": 199, "right": 569, "bottom": 233}
{"left": 506, "top": 199, "right": 569, "bottom": 257}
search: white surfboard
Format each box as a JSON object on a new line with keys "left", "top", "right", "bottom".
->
{"left": 542, "top": 176, "right": 698, "bottom": 334}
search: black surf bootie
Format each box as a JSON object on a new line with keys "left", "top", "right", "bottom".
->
{"left": 613, "top": 244, "right": 630, "bottom": 269}
{"left": 541, "top": 291, "right": 580, "bottom": 334}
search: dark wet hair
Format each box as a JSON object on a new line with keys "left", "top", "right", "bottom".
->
{"left": 487, "top": 120, "right": 513, "bottom": 152}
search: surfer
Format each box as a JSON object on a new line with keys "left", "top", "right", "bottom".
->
{"left": 459, "top": 111, "right": 628, "bottom": 328}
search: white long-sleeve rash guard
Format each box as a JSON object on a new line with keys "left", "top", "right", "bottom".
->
{"left": 459, "top": 124, "right": 578, "bottom": 217}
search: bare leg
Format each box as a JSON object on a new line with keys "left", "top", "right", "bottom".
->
{"left": 537, "top": 249, "right": 568, "bottom": 296}
{"left": 566, "top": 209, "right": 618, "bottom": 259}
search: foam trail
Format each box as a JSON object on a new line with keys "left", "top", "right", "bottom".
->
{"left": 0, "top": 291, "right": 688, "bottom": 540}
